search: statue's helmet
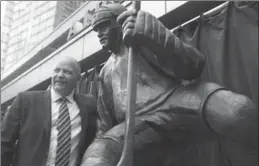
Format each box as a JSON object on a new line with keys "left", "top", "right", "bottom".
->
{"left": 92, "top": 3, "right": 127, "bottom": 31}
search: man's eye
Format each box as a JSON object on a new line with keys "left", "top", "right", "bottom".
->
{"left": 54, "top": 69, "right": 60, "bottom": 73}
{"left": 64, "top": 70, "right": 73, "bottom": 75}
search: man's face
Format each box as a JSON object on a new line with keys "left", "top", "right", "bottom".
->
{"left": 51, "top": 58, "right": 80, "bottom": 96}
{"left": 94, "top": 20, "right": 115, "bottom": 50}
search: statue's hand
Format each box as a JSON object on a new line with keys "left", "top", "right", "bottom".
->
{"left": 117, "top": 10, "right": 151, "bottom": 47}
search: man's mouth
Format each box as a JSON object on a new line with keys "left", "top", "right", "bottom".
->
{"left": 55, "top": 81, "right": 66, "bottom": 86}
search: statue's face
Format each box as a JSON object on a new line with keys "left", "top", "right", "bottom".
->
{"left": 94, "top": 20, "right": 116, "bottom": 50}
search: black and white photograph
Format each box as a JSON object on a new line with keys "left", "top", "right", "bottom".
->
{"left": 1, "top": 1, "right": 258, "bottom": 166}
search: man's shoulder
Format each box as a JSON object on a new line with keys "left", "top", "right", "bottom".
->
{"left": 19, "top": 90, "right": 46, "bottom": 95}
{"left": 17, "top": 90, "right": 47, "bottom": 100}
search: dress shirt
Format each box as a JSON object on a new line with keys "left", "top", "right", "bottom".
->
{"left": 46, "top": 88, "right": 82, "bottom": 166}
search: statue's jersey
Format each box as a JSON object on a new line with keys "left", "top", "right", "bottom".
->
{"left": 100, "top": 47, "right": 178, "bottom": 123}
{"left": 97, "top": 11, "right": 206, "bottom": 129}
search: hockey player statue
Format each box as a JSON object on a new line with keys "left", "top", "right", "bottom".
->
{"left": 81, "top": 3, "right": 258, "bottom": 166}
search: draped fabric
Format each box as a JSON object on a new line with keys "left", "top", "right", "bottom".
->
{"left": 172, "top": 2, "right": 258, "bottom": 166}
{"left": 76, "top": 64, "right": 103, "bottom": 98}
{"left": 174, "top": 1, "right": 258, "bottom": 107}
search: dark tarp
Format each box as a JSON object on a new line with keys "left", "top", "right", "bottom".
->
{"left": 172, "top": 1, "right": 258, "bottom": 166}
{"left": 76, "top": 64, "right": 103, "bottom": 98}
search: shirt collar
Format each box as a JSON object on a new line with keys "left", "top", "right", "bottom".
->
{"left": 51, "top": 87, "right": 75, "bottom": 103}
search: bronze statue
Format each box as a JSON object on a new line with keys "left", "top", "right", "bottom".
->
{"left": 81, "top": 3, "right": 258, "bottom": 166}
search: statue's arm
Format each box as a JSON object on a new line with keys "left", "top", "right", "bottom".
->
{"left": 95, "top": 66, "right": 116, "bottom": 138}
{"left": 121, "top": 11, "right": 205, "bottom": 80}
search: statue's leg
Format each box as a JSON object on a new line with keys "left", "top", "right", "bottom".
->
{"left": 163, "top": 81, "right": 258, "bottom": 166}
{"left": 81, "top": 137, "right": 122, "bottom": 166}
{"left": 81, "top": 114, "right": 188, "bottom": 166}
{"left": 81, "top": 82, "right": 257, "bottom": 166}
{"left": 161, "top": 81, "right": 258, "bottom": 144}
{"left": 204, "top": 87, "right": 258, "bottom": 144}
{"left": 199, "top": 82, "right": 258, "bottom": 166}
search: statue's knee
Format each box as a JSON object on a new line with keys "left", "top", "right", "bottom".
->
{"left": 222, "top": 92, "right": 256, "bottom": 130}
{"left": 82, "top": 137, "right": 122, "bottom": 166}
{"left": 205, "top": 90, "right": 257, "bottom": 139}
{"left": 232, "top": 94, "right": 258, "bottom": 138}
{"left": 235, "top": 95, "right": 257, "bottom": 124}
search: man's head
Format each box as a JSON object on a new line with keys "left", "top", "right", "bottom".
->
{"left": 92, "top": 3, "right": 127, "bottom": 52}
{"left": 51, "top": 56, "right": 81, "bottom": 96}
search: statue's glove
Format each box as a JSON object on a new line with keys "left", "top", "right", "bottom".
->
{"left": 117, "top": 9, "right": 205, "bottom": 80}
{"left": 117, "top": 10, "right": 157, "bottom": 47}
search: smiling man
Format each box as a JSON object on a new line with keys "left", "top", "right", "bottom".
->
{"left": 52, "top": 57, "right": 81, "bottom": 96}
{"left": 1, "top": 56, "right": 98, "bottom": 166}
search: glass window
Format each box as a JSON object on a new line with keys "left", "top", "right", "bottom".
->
{"left": 11, "top": 21, "right": 18, "bottom": 30}
{"left": 46, "top": 11, "right": 52, "bottom": 19}
{"left": 47, "top": 17, "right": 54, "bottom": 26}
{"left": 44, "top": 12, "right": 49, "bottom": 20}
{"left": 14, "top": 6, "right": 19, "bottom": 12}
{"left": 21, "top": 31, "right": 26, "bottom": 39}
{"left": 38, "top": 6, "right": 43, "bottom": 13}
{"left": 7, "top": 46, "right": 14, "bottom": 54}
{"left": 40, "top": 13, "right": 45, "bottom": 20}
{"left": 39, "top": 14, "right": 42, "bottom": 21}
{"left": 35, "top": 1, "right": 43, "bottom": 9}
{"left": 2, "top": 42, "right": 7, "bottom": 49}
{"left": 5, "top": 10, "right": 13, "bottom": 17}
{"left": 9, "top": 31, "right": 15, "bottom": 38}
{"left": 26, "top": 1, "right": 31, "bottom": 7}
{"left": 8, "top": 39, "right": 14, "bottom": 45}
{"left": 34, "top": 17, "right": 39, "bottom": 25}
{"left": 13, "top": 13, "right": 18, "bottom": 20}
{"left": 34, "top": 8, "right": 39, "bottom": 16}
{"left": 20, "top": 1, "right": 27, "bottom": 9}
{"left": 42, "top": 21, "right": 46, "bottom": 29}
{"left": 10, "top": 31, "right": 16, "bottom": 38}
{"left": 6, "top": 53, "right": 14, "bottom": 63}
{"left": 31, "top": 27, "right": 36, "bottom": 35}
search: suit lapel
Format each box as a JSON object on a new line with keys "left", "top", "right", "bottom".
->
{"left": 43, "top": 90, "right": 52, "bottom": 141}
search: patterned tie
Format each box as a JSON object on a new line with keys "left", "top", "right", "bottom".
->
{"left": 55, "top": 97, "right": 71, "bottom": 166}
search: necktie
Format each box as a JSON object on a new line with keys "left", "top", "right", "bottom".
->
{"left": 55, "top": 97, "right": 71, "bottom": 166}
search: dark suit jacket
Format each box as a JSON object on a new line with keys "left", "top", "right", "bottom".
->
{"left": 1, "top": 90, "right": 98, "bottom": 166}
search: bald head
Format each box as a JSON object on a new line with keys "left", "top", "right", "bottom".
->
{"left": 60, "top": 56, "right": 81, "bottom": 76}
{"left": 51, "top": 56, "right": 81, "bottom": 96}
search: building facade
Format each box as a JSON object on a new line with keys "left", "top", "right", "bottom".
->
{"left": 1, "top": 1, "right": 15, "bottom": 71}
{"left": 1, "top": 1, "right": 86, "bottom": 72}
{"left": 54, "top": 1, "right": 86, "bottom": 28}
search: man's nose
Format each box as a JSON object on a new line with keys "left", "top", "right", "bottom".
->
{"left": 98, "top": 28, "right": 108, "bottom": 38}
{"left": 97, "top": 31, "right": 103, "bottom": 38}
